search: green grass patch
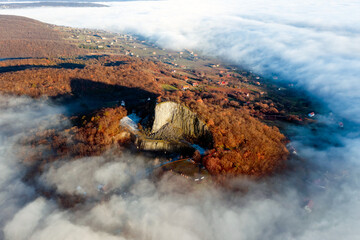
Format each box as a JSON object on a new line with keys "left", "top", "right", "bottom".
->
{"left": 162, "top": 84, "right": 179, "bottom": 91}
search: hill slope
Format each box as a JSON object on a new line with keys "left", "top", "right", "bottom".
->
{"left": 0, "top": 56, "right": 289, "bottom": 176}
{"left": 0, "top": 15, "right": 83, "bottom": 58}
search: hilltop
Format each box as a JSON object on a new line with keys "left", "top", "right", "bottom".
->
{"left": 0, "top": 16, "right": 320, "bottom": 180}
{"left": 0, "top": 15, "right": 83, "bottom": 58}
{"left": 0, "top": 55, "right": 289, "bottom": 177}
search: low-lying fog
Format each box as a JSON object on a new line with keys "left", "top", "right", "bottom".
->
{"left": 1, "top": 0, "right": 360, "bottom": 239}
{"left": 1, "top": 96, "right": 359, "bottom": 240}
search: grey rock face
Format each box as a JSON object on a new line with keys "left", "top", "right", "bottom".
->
{"left": 151, "top": 102, "right": 212, "bottom": 145}
{"left": 120, "top": 101, "right": 212, "bottom": 153}
{"left": 135, "top": 138, "right": 192, "bottom": 153}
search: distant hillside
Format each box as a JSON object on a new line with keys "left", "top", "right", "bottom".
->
{"left": 0, "top": 15, "right": 83, "bottom": 58}
{"left": 0, "top": 2, "right": 108, "bottom": 9}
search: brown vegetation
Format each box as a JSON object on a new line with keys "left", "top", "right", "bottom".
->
{"left": 22, "top": 106, "right": 128, "bottom": 164}
{"left": 0, "top": 15, "right": 83, "bottom": 58}
{"left": 1, "top": 55, "right": 289, "bottom": 176}
{"left": 163, "top": 88, "right": 288, "bottom": 176}
{"left": 0, "top": 56, "right": 162, "bottom": 97}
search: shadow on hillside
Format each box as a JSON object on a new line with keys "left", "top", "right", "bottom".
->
{"left": 53, "top": 78, "right": 158, "bottom": 119}
{"left": 104, "top": 61, "right": 128, "bottom": 67}
{"left": 76, "top": 54, "right": 108, "bottom": 61}
{"left": 0, "top": 62, "right": 85, "bottom": 74}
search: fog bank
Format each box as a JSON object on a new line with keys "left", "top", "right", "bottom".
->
{"left": 1, "top": 1, "right": 360, "bottom": 239}
{"left": 0, "top": 96, "right": 359, "bottom": 239}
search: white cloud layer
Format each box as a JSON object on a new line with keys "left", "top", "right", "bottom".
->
{"left": 0, "top": 95, "right": 359, "bottom": 239}
{"left": 1, "top": 1, "right": 360, "bottom": 239}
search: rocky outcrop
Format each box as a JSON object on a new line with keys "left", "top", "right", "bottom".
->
{"left": 150, "top": 101, "right": 212, "bottom": 146}
{"left": 121, "top": 101, "right": 212, "bottom": 153}
{"left": 135, "top": 138, "right": 193, "bottom": 153}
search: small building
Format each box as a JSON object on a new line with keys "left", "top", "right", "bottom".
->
{"left": 217, "top": 81, "right": 228, "bottom": 86}
{"left": 308, "top": 112, "right": 315, "bottom": 117}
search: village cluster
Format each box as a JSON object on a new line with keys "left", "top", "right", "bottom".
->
{"left": 59, "top": 26, "right": 255, "bottom": 90}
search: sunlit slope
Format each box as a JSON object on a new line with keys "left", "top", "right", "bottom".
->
{"left": 0, "top": 15, "right": 82, "bottom": 58}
